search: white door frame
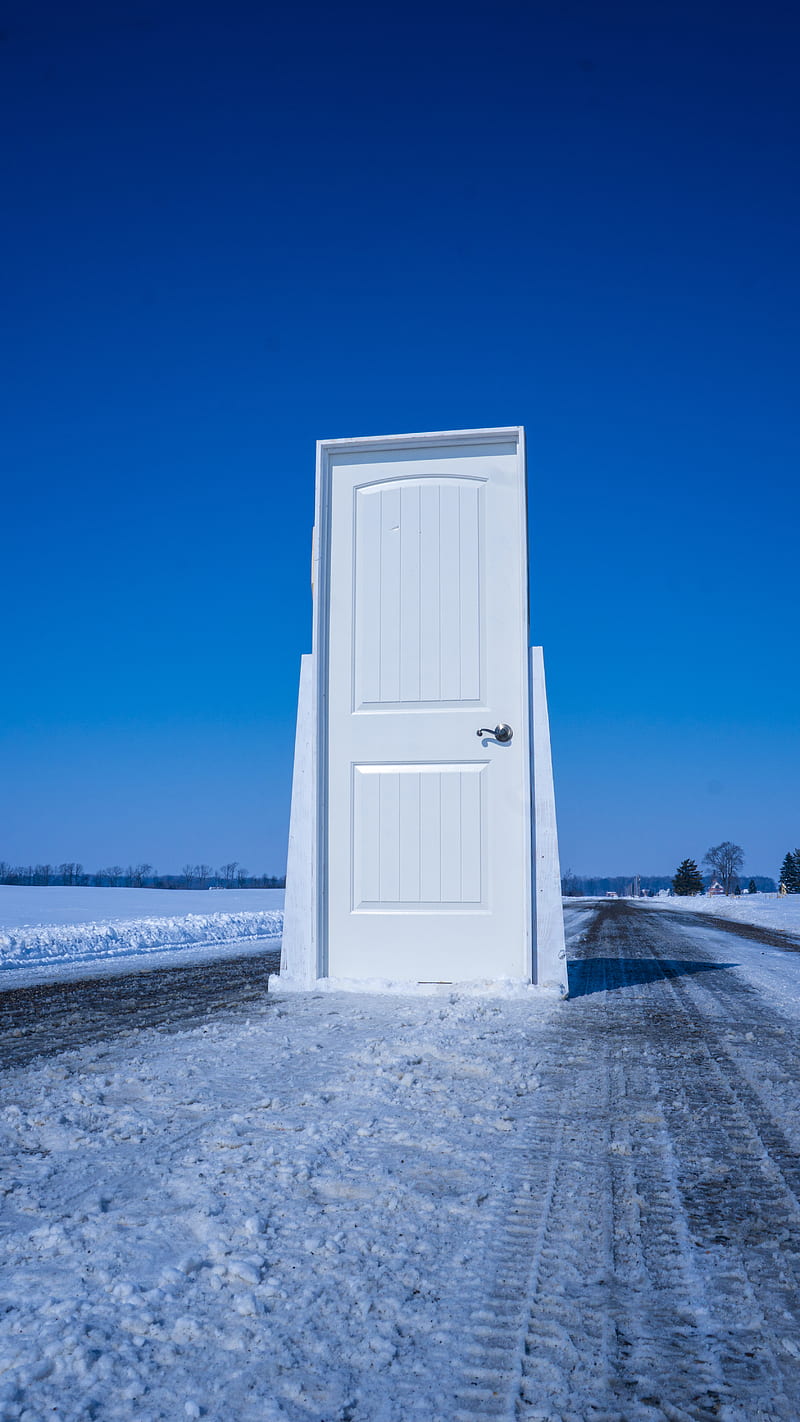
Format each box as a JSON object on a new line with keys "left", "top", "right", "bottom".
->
{"left": 311, "top": 427, "right": 532, "bottom": 982}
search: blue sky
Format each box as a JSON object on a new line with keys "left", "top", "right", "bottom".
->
{"left": 2, "top": 0, "right": 798, "bottom": 878}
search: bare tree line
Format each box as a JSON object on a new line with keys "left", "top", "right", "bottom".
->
{"left": 0, "top": 862, "right": 284, "bottom": 889}
{"left": 562, "top": 859, "right": 776, "bottom": 898}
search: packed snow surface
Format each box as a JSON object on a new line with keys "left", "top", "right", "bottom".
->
{"left": 4, "top": 900, "right": 800, "bottom": 1418}
{"left": 0, "top": 888, "right": 284, "bottom": 985}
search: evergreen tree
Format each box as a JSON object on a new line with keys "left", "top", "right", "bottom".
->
{"left": 747, "top": 879, "right": 758, "bottom": 895}
{"left": 779, "top": 852, "right": 800, "bottom": 893}
{"left": 672, "top": 858, "right": 704, "bottom": 896}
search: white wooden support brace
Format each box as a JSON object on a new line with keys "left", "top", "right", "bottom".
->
{"left": 531, "top": 647, "right": 567, "bottom": 991}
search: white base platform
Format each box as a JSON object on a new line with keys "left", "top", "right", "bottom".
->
{"left": 269, "top": 973, "right": 567, "bottom": 999}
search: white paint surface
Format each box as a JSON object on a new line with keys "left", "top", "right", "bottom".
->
{"left": 530, "top": 647, "right": 567, "bottom": 989}
{"left": 319, "top": 430, "right": 532, "bottom": 982}
{"left": 279, "top": 654, "right": 315, "bottom": 984}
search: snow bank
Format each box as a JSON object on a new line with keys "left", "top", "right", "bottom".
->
{"left": 0, "top": 887, "right": 283, "bottom": 979}
{"left": 643, "top": 891, "right": 800, "bottom": 937}
{"left": 0, "top": 909, "right": 282, "bottom": 973}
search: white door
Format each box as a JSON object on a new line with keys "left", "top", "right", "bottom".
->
{"left": 317, "top": 428, "right": 531, "bottom": 982}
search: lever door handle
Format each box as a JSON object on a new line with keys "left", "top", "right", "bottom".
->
{"left": 476, "top": 724, "right": 513, "bottom": 743}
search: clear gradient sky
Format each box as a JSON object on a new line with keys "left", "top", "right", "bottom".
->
{"left": 2, "top": 0, "right": 798, "bottom": 880}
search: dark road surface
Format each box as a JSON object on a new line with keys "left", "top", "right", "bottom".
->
{"left": 0, "top": 945, "right": 281, "bottom": 1070}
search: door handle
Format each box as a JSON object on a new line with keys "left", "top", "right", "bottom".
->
{"left": 476, "top": 724, "right": 513, "bottom": 743}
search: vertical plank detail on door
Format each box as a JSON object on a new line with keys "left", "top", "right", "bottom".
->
{"left": 352, "top": 764, "right": 485, "bottom": 910}
{"left": 419, "top": 769, "right": 442, "bottom": 903}
{"left": 354, "top": 489, "right": 381, "bottom": 707}
{"left": 459, "top": 483, "right": 481, "bottom": 700}
{"left": 419, "top": 481, "right": 441, "bottom": 702}
{"left": 398, "top": 769, "right": 422, "bottom": 902}
{"left": 439, "top": 483, "right": 461, "bottom": 701}
{"left": 353, "top": 478, "right": 484, "bottom": 709}
{"left": 379, "top": 486, "right": 401, "bottom": 704}
{"left": 399, "top": 483, "right": 421, "bottom": 704}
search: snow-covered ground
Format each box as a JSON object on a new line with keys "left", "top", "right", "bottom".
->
{"left": 0, "top": 888, "right": 284, "bottom": 987}
{"left": 5, "top": 900, "right": 800, "bottom": 1416}
{"left": 1, "top": 980, "right": 563, "bottom": 1420}
{"left": 0, "top": 888, "right": 285, "bottom": 930}
{"left": 667, "top": 916, "right": 800, "bottom": 1022}
{"left": 637, "top": 890, "right": 800, "bottom": 936}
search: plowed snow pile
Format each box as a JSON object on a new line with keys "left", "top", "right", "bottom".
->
{"left": 0, "top": 887, "right": 283, "bottom": 982}
{"left": 631, "top": 890, "right": 800, "bottom": 935}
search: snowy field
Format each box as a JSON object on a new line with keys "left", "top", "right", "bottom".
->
{"left": 0, "top": 888, "right": 284, "bottom": 987}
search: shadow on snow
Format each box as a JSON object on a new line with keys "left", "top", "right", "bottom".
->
{"left": 567, "top": 957, "right": 738, "bottom": 999}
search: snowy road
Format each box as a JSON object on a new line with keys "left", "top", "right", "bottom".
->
{"left": 3, "top": 903, "right": 800, "bottom": 1420}
{"left": 520, "top": 900, "right": 800, "bottom": 1419}
{"left": 0, "top": 947, "right": 281, "bottom": 1070}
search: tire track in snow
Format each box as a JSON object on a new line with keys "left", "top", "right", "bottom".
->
{"left": 630, "top": 918, "right": 800, "bottom": 1416}
{"left": 451, "top": 1127, "right": 569, "bottom": 1420}
{"left": 448, "top": 902, "right": 800, "bottom": 1421}
{"left": 574, "top": 904, "right": 800, "bottom": 1418}
{"left": 448, "top": 999, "right": 615, "bottom": 1418}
